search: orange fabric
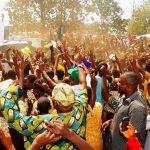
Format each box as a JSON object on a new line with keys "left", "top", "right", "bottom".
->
{"left": 86, "top": 102, "right": 103, "bottom": 150}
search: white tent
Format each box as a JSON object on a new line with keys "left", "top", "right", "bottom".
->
{"left": 136, "top": 34, "right": 150, "bottom": 39}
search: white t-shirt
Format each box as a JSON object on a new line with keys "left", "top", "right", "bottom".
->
{"left": 1, "top": 62, "right": 11, "bottom": 73}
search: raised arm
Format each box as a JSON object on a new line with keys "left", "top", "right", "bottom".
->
{"left": 50, "top": 45, "right": 55, "bottom": 66}
{"left": 12, "top": 52, "right": 20, "bottom": 78}
{"left": 113, "top": 55, "right": 123, "bottom": 74}
{"left": 74, "top": 53, "right": 86, "bottom": 89}
{"left": 39, "top": 63, "right": 57, "bottom": 89}
{"left": 101, "top": 66, "right": 111, "bottom": 102}
{"left": 89, "top": 74, "right": 97, "bottom": 109}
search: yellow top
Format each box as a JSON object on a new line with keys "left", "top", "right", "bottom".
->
{"left": 86, "top": 102, "right": 103, "bottom": 150}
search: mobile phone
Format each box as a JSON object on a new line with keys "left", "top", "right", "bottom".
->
{"left": 122, "top": 117, "right": 129, "bottom": 131}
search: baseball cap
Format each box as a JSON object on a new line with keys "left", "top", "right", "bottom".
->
{"left": 68, "top": 67, "right": 79, "bottom": 81}
{"left": 52, "top": 83, "right": 75, "bottom": 106}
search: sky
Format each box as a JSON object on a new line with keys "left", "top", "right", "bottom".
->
{"left": 0, "top": 0, "right": 144, "bottom": 25}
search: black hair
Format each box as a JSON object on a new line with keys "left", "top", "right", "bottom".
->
{"left": 37, "top": 97, "right": 51, "bottom": 114}
{"left": 33, "top": 79, "right": 49, "bottom": 95}
{"left": 23, "top": 75, "right": 37, "bottom": 95}
{"left": 25, "top": 75, "right": 37, "bottom": 83}
{"left": 106, "top": 75, "right": 113, "bottom": 84}
{"left": 145, "top": 62, "right": 150, "bottom": 73}
{"left": 87, "top": 86, "right": 91, "bottom": 103}
{"left": 110, "top": 81, "right": 118, "bottom": 91}
{"left": 112, "top": 69, "right": 120, "bottom": 78}
{"left": 46, "top": 70, "right": 54, "bottom": 79}
{"left": 6, "top": 69, "right": 16, "bottom": 80}
{"left": 95, "top": 61, "right": 108, "bottom": 75}
{"left": 34, "top": 79, "right": 45, "bottom": 92}
{"left": 18, "top": 87, "right": 23, "bottom": 98}
{"left": 24, "top": 64, "right": 31, "bottom": 77}
{"left": 56, "top": 70, "right": 64, "bottom": 80}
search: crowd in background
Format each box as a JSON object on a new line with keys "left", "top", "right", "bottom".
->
{"left": 0, "top": 32, "right": 150, "bottom": 150}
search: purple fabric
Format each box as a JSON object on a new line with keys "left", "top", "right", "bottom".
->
{"left": 73, "top": 58, "right": 92, "bottom": 68}
{"left": 82, "top": 58, "right": 92, "bottom": 68}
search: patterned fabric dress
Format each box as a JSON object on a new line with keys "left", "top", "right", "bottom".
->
{"left": 0, "top": 85, "right": 88, "bottom": 150}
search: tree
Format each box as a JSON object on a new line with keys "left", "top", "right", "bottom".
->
{"left": 128, "top": 2, "right": 150, "bottom": 35}
{"left": 6, "top": 0, "right": 86, "bottom": 38}
{"left": 88, "top": 0, "right": 126, "bottom": 33}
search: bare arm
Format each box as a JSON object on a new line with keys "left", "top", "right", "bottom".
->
{"left": 42, "top": 71, "right": 57, "bottom": 89}
{"left": 89, "top": 75, "right": 97, "bottom": 109}
{"left": 50, "top": 46, "right": 55, "bottom": 66}
{"left": 101, "top": 66, "right": 111, "bottom": 102}
{"left": 46, "top": 121, "right": 95, "bottom": 150}
{"left": 78, "top": 65, "right": 86, "bottom": 89}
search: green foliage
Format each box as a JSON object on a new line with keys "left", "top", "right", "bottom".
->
{"left": 89, "top": 0, "right": 127, "bottom": 33}
{"left": 128, "top": 3, "right": 150, "bottom": 35}
{"left": 6, "top": 0, "right": 128, "bottom": 36}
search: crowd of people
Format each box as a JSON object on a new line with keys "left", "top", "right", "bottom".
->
{"left": 0, "top": 32, "right": 150, "bottom": 150}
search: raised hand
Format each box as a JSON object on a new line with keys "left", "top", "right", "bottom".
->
{"left": 74, "top": 52, "right": 83, "bottom": 64}
{"left": 45, "top": 120, "right": 70, "bottom": 139}
{"left": 0, "top": 128, "right": 15, "bottom": 150}
{"left": 119, "top": 123, "right": 135, "bottom": 139}
{"left": 20, "top": 57, "right": 30, "bottom": 71}
{"left": 29, "top": 129, "right": 61, "bottom": 150}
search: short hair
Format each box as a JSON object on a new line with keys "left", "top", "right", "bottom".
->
{"left": 33, "top": 79, "right": 47, "bottom": 94}
{"left": 25, "top": 75, "right": 37, "bottom": 83}
{"left": 6, "top": 69, "right": 16, "bottom": 80}
{"left": 124, "top": 72, "right": 140, "bottom": 88}
{"left": 145, "top": 62, "right": 150, "bottom": 73}
{"left": 112, "top": 69, "right": 120, "bottom": 78}
{"left": 46, "top": 70, "right": 54, "bottom": 79}
{"left": 106, "top": 75, "right": 113, "bottom": 84}
{"left": 87, "top": 86, "right": 91, "bottom": 103}
{"left": 95, "top": 61, "right": 108, "bottom": 75}
{"left": 56, "top": 70, "right": 64, "bottom": 80}
{"left": 37, "top": 97, "right": 51, "bottom": 114}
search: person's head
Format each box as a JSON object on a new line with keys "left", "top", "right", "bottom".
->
{"left": 95, "top": 61, "right": 108, "bottom": 76}
{"left": 6, "top": 69, "right": 16, "bottom": 80}
{"left": 117, "top": 72, "right": 140, "bottom": 96}
{"left": 24, "top": 75, "right": 37, "bottom": 90}
{"left": 112, "top": 69, "right": 120, "bottom": 78}
{"left": 46, "top": 70, "right": 54, "bottom": 79}
{"left": 56, "top": 70, "right": 64, "bottom": 81}
{"left": 33, "top": 79, "right": 48, "bottom": 99}
{"left": 68, "top": 67, "right": 79, "bottom": 85}
{"left": 37, "top": 97, "right": 52, "bottom": 115}
{"left": 63, "top": 76, "right": 71, "bottom": 84}
{"left": 145, "top": 62, "right": 150, "bottom": 73}
{"left": 52, "top": 83, "right": 75, "bottom": 113}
